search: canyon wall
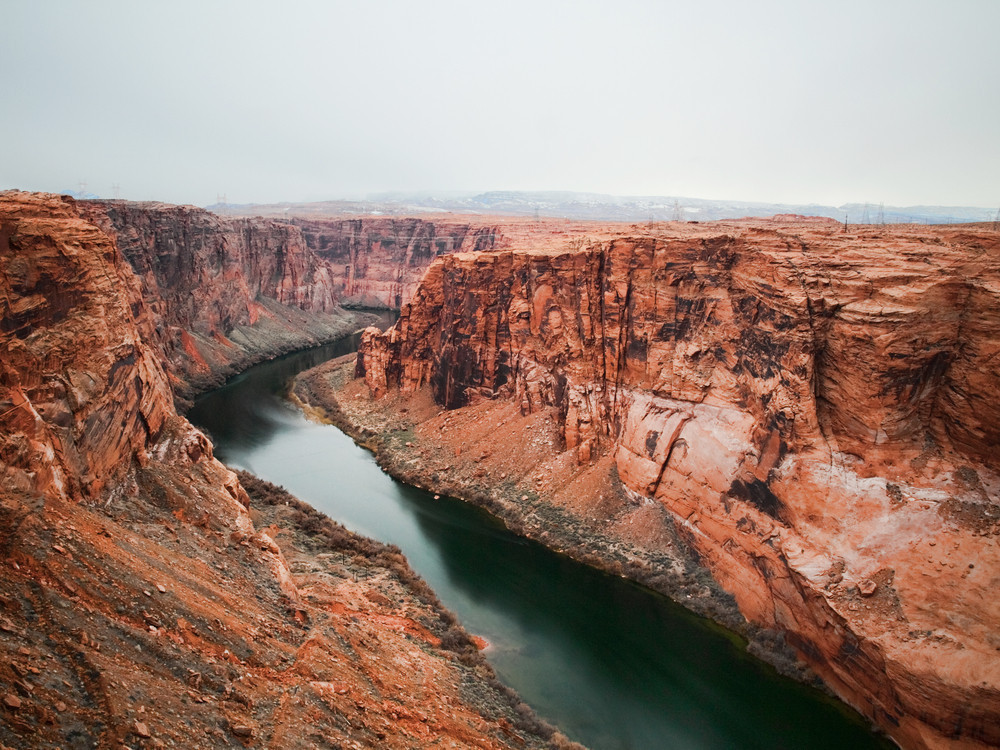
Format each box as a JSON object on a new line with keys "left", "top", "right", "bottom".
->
{"left": 358, "top": 220, "right": 1000, "bottom": 749}
{"left": 0, "top": 192, "right": 174, "bottom": 502}
{"left": 81, "top": 200, "right": 358, "bottom": 402}
{"left": 293, "top": 217, "right": 503, "bottom": 308}
{"left": 0, "top": 192, "right": 561, "bottom": 748}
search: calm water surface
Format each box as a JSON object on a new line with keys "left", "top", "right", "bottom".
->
{"left": 188, "top": 327, "right": 891, "bottom": 750}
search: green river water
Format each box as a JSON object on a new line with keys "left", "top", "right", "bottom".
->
{"left": 187, "top": 329, "right": 892, "bottom": 750}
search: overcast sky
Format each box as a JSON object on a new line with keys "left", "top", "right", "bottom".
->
{"left": 2, "top": 1, "right": 997, "bottom": 208}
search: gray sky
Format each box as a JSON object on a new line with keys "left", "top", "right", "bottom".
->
{"left": 2, "top": 0, "right": 997, "bottom": 208}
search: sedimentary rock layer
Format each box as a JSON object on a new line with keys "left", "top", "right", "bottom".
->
{"left": 0, "top": 192, "right": 561, "bottom": 749}
{"left": 0, "top": 192, "right": 173, "bottom": 502}
{"left": 81, "top": 200, "right": 356, "bottom": 401}
{"left": 293, "top": 217, "right": 504, "bottom": 308}
{"left": 357, "top": 218, "right": 1000, "bottom": 749}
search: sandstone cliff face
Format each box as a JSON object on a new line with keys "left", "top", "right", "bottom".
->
{"left": 295, "top": 217, "right": 503, "bottom": 308}
{"left": 358, "top": 220, "right": 1000, "bottom": 749}
{"left": 0, "top": 192, "right": 174, "bottom": 503}
{"left": 0, "top": 192, "right": 558, "bottom": 749}
{"left": 81, "top": 200, "right": 353, "bottom": 400}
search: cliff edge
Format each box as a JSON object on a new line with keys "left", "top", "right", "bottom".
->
{"left": 354, "top": 218, "right": 1000, "bottom": 749}
{"left": 0, "top": 192, "right": 569, "bottom": 749}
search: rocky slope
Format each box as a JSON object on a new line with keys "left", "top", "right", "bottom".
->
{"left": 0, "top": 192, "right": 570, "bottom": 749}
{"left": 351, "top": 218, "right": 1000, "bottom": 749}
{"left": 81, "top": 200, "right": 362, "bottom": 405}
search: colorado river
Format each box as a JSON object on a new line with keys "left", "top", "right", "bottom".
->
{"left": 187, "top": 327, "right": 891, "bottom": 750}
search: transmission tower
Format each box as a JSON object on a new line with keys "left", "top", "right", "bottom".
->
{"left": 877, "top": 202, "right": 885, "bottom": 226}
{"left": 672, "top": 199, "right": 683, "bottom": 222}
{"left": 112, "top": 183, "right": 121, "bottom": 200}
{"left": 78, "top": 181, "right": 88, "bottom": 197}
{"left": 860, "top": 202, "right": 871, "bottom": 224}
{"left": 216, "top": 193, "right": 227, "bottom": 205}
{"left": 993, "top": 206, "right": 999, "bottom": 231}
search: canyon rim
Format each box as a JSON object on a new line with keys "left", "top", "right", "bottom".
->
{"left": 0, "top": 189, "right": 997, "bottom": 749}
{"left": 343, "top": 214, "right": 1000, "bottom": 749}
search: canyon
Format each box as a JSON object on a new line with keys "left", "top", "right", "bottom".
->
{"left": 342, "top": 217, "right": 1000, "bottom": 750}
{"left": 292, "top": 217, "right": 503, "bottom": 309}
{"left": 78, "top": 200, "right": 360, "bottom": 407}
{"left": 3, "top": 187, "right": 998, "bottom": 749}
{"left": 0, "top": 192, "right": 567, "bottom": 749}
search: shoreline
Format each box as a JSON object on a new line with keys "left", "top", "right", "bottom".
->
{"left": 292, "top": 356, "right": 849, "bottom": 695}
{"left": 174, "top": 307, "right": 387, "bottom": 413}
{"left": 237, "top": 471, "right": 582, "bottom": 750}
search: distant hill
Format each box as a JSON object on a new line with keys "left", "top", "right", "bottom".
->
{"left": 207, "top": 190, "right": 996, "bottom": 225}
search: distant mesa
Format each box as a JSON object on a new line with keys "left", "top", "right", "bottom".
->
{"left": 206, "top": 190, "right": 995, "bottom": 225}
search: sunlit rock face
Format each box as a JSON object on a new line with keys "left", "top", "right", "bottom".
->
{"left": 359, "top": 216, "right": 1000, "bottom": 750}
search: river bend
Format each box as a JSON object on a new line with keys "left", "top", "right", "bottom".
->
{"left": 187, "top": 329, "right": 890, "bottom": 750}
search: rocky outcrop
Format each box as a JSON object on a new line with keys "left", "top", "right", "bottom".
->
{"left": 81, "top": 200, "right": 359, "bottom": 402}
{"left": 294, "top": 217, "right": 503, "bottom": 308}
{"left": 357, "top": 218, "right": 1000, "bottom": 749}
{"left": 0, "top": 192, "right": 562, "bottom": 749}
{"left": 0, "top": 192, "right": 173, "bottom": 503}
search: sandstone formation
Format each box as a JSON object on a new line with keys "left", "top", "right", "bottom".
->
{"left": 81, "top": 200, "right": 360, "bottom": 403}
{"left": 0, "top": 192, "right": 566, "bottom": 749}
{"left": 293, "top": 217, "right": 504, "bottom": 308}
{"left": 354, "top": 218, "right": 1000, "bottom": 749}
{"left": 292, "top": 215, "right": 617, "bottom": 310}
{"left": 0, "top": 192, "right": 173, "bottom": 503}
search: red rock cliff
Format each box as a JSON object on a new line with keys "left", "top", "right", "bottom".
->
{"left": 81, "top": 200, "right": 353, "bottom": 400}
{"left": 358, "top": 219, "right": 1000, "bottom": 749}
{"left": 294, "top": 217, "right": 503, "bottom": 308}
{"left": 0, "top": 192, "right": 174, "bottom": 502}
{"left": 0, "top": 192, "right": 559, "bottom": 749}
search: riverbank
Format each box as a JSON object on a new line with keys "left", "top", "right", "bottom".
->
{"left": 0, "top": 193, "right": 575, "bottom": 749}
{"left": 294, "top": 356, "right": 822, "bottom": 686}
{"left": 0, "top": 414, "right": 578, "bottom": 749}
{"left": 172, "top": 304, "right": 385, "bottom": 412}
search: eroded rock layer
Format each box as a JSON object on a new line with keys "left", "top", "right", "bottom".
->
{"left": 293, "top": 217, "right": 504, "bottom": 308}
{"left": 81, "top": 200, "right": 358, "bottom": 402}
{"left": 357, "top": 218, "right": 1000, "bottom": 749}
{"left": 0, "top": 192, "right": 563, "bottom": 749}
